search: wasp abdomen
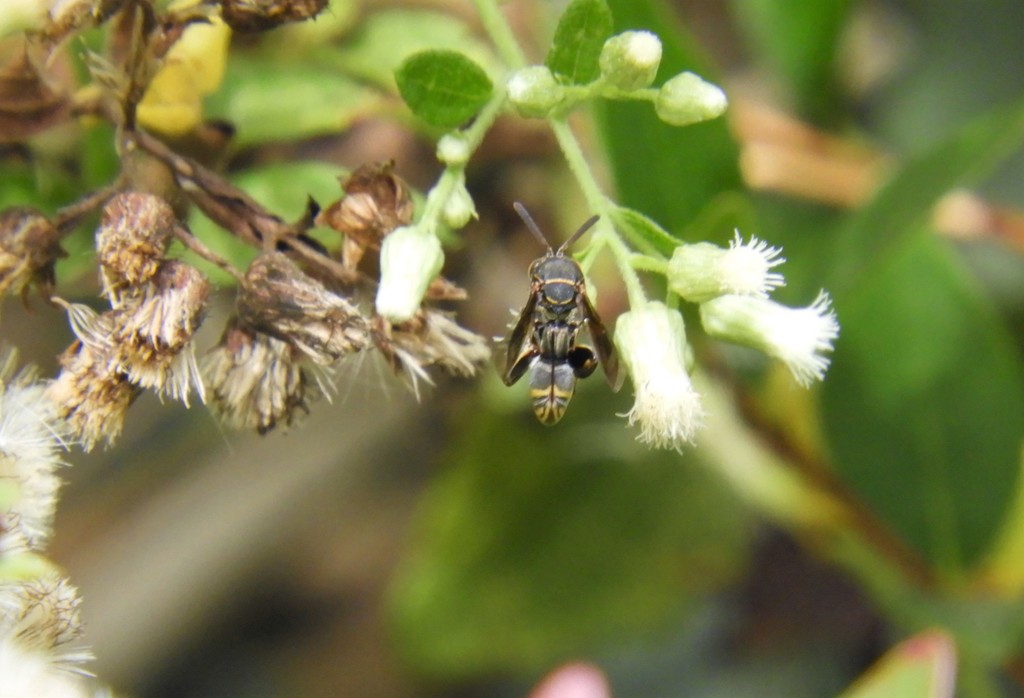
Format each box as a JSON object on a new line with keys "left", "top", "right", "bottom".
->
{"left": 529, "top": 359, "right": 575, "bottom": 425}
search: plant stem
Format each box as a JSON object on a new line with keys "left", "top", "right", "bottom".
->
{"left": 549, "top": 117, "right": 647, "bottom": 308}
{"left": 472, "top": 0, "right": 527, "bottom": 69}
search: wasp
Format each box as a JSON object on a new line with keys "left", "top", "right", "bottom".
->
{"left": 501, "top": 202, "right": 622, "bottom": 424}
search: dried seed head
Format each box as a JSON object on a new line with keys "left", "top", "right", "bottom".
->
{"left": 202, "top": 319, "right": 319, "bottom": 433}
{"left": 1, "top": 576, "right": 84, "bottom": 652}
{"left": 0, "top": 208, "right": 64, "bottom": 299}
{"left": 96, "top": 192, "right": 177, "bottom": 294}
{"left": 219, "top": 0, "right": 329, "bottom": 32}
{"left": 373, "top": 310, "right": 490, "bottom": 397}
{"left": 110, "top": 261, "right": 210, "bottom": 403}
{"left": 316, "top": 162, "right": 414, "bottom": 270}
{"left": 237, "top": 252, "right": 369, "bottom": 364}
{"left": 46, "top": 337, "right": 137, "bottom": 451}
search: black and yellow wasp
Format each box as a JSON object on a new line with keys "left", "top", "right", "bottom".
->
{"left": 501, "top": 202, "right": 622, "bottom": 424}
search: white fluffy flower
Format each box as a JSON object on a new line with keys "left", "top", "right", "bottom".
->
{"left": 0, "top": 354, "right": 66, "bottom": 551}
{"left": 374, "top": 225, "right": 444, "bottom": 323}
{"left": 668, "top": 231, "right": 785, "bottom": 303}
{"left": 700, "top": 291, "right": 839, "bottom": 386}
{"left": 614, "top": 302, "right": 703, "bottom": 450}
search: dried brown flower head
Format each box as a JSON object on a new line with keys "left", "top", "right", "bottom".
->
{"left": 316, "top": 162, "right": 415, "bottom": 271}
{"left": 109, "top": 260, "right": 210, "bottom": 403}
{"left": 373, "top": 309, "right": 490, "bottom": 396}
{"left": 96, "top": 192, "right": 178, "bottom": 295}
{"left": 0, "top": 53, "right": 71, "bottom": 143}
{"left": 46, "top": 336, "right": 138, "bottom": 451}
{"left": 0, "top": 208, "right": 64, "bottom": 300}
{"left": 219, "top": 0, "right": 329, "bottom": 32}
{"left": 202, "top": 318, "right": 320, "bottom": 433}
{"left": 237, "top": 252, "right": 369, "bottom": 364}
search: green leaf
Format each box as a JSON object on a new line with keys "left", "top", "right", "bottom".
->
{"left": 544, "top": 0, "right": 614, "bottom": 85}
{"left": 828, "top": 100, "right": 1024, "bottom": 296}
{"left": 595, "top": 0, "right": 742, "bottom": 236}
{"left": 395, "top": 50, "right": 494, "bottom": 129}
{"left": 730, "top": 0, "right": 852, "bottom": 123}
{"left": 610, "top": 205, "right": 680, "bottom": 257}
{"left": 822, "top": 231, "right": 1024, "bottom": 574}
{"left": 389, "top": 403, "right": 750, "bottom": 678}
{"left": 839, "top": 630, "right": 956, "bottom": 698}
{"left": 205, "top": 54, "right": 378, "bottom": 147}
{"left": 323, "top": 9, "right": 499, "bottom": 89}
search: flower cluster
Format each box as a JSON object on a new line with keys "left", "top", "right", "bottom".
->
{"left": 506, "top": 30, "right": 727, "bottom": 127}
{"left": 615, "top": 233, "right": 839, "bottom": 450}
{"left": 46, "top": 193, "right": 209, "bottom": 450}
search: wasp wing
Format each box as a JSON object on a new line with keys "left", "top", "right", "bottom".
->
{"left": 501, "top": 289, "right": 539, "bottom": 385}
{"left": 579, "top": 292, "right": 622, "bottom": 392}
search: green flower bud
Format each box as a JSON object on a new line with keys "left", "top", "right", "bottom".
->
{"left": 437, "top": 134, "right": 470, "bottom": 167}
{"left": 599, "top": 30, "right": 662, "bottom": 91}
{"left": 654, "top": 71, "right": 727, "bottom": 127}
{"left": 507, "top": 66, "right": 565, "bottom": 118}
{"left": 441, "top": 172, "right": 477, "bottom": 229}
{"left": 375, "top": 226, "right": 444, "bottom": 322}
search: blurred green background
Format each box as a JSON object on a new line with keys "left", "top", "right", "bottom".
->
{"left": 4, "top": 0, "right": 1024, "bottom": 695}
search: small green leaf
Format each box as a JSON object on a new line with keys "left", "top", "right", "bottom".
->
{"left": 611, "top": 205, "right": 680, "bottom": 257}
{"left": 395, "top": 50, "right": 493, "bottom": 128}
{"left": 544, "top": 0, "right": 614, "bottom": 85}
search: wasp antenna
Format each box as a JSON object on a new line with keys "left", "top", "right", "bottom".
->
{"left": 557, "top": 214, "right": 600, "bottom": 254}
{"left": 513, "top": 202, "right": 552, "bottom": 251}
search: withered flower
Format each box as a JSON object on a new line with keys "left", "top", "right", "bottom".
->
{"left": 0, "top": 576, "right": 85, "bottom": 654}
{"left": 96, "top": 192, "right": 177, "bottom": 297}
{"left": 219, "top": 0, "right": 329, "bottom": 32}
{"left": 316, "top": 162, "right": 414, "bottom": 271}
{"left": 373, "top": 309, "right": 490, "bottom": 397}
{"left": 0, "top": 208, "right": 64, "bottom": 300}
{"left": 110, "top": 260, "right": 210, "bottom": 404}
{"left": 46, "top": 334, "right": 138, "bottom": 452}
{"left": 202, "top": 318, "right": 319, "bottom": 433}
{"left": 0, "top": 52, "right": 71, "bottom": 143}
{"left": 237, "top": 252, "right": 369, "bottom": 364}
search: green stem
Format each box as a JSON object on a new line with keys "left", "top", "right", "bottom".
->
{"left": 549, "top": 117, "right": 648, "bottom": 308}
{"left": 630, "top": 253, "right": 667, "bottom": 275}
{"left": 472, "top": 0, "right": 527, "bottom": 69}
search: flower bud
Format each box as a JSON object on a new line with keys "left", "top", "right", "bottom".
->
{"left": 699, "top": 291, "right": 839, "bottom": 386}
{"left": 441, "top": 172, "right": 477, "bottom": 229}
{"left": 437, "top": 134, "right": 470, "bottom": 167}
{"left": 375, "top": 226, "right": 444, "bottom": 323}
{"left": 654, "top": 71, "right": 727, "bottom": 127}
{"left": 507, "top": 66, "right": 565, "bottom": 118}
{"left": 668, "top": 231, "right": 785, "bottom": 303}
{"left": 599, "top": 30, "right": 662, "bottom": 91}
{"left": 615, "top": 301, "right": 703, "bottom": 450}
